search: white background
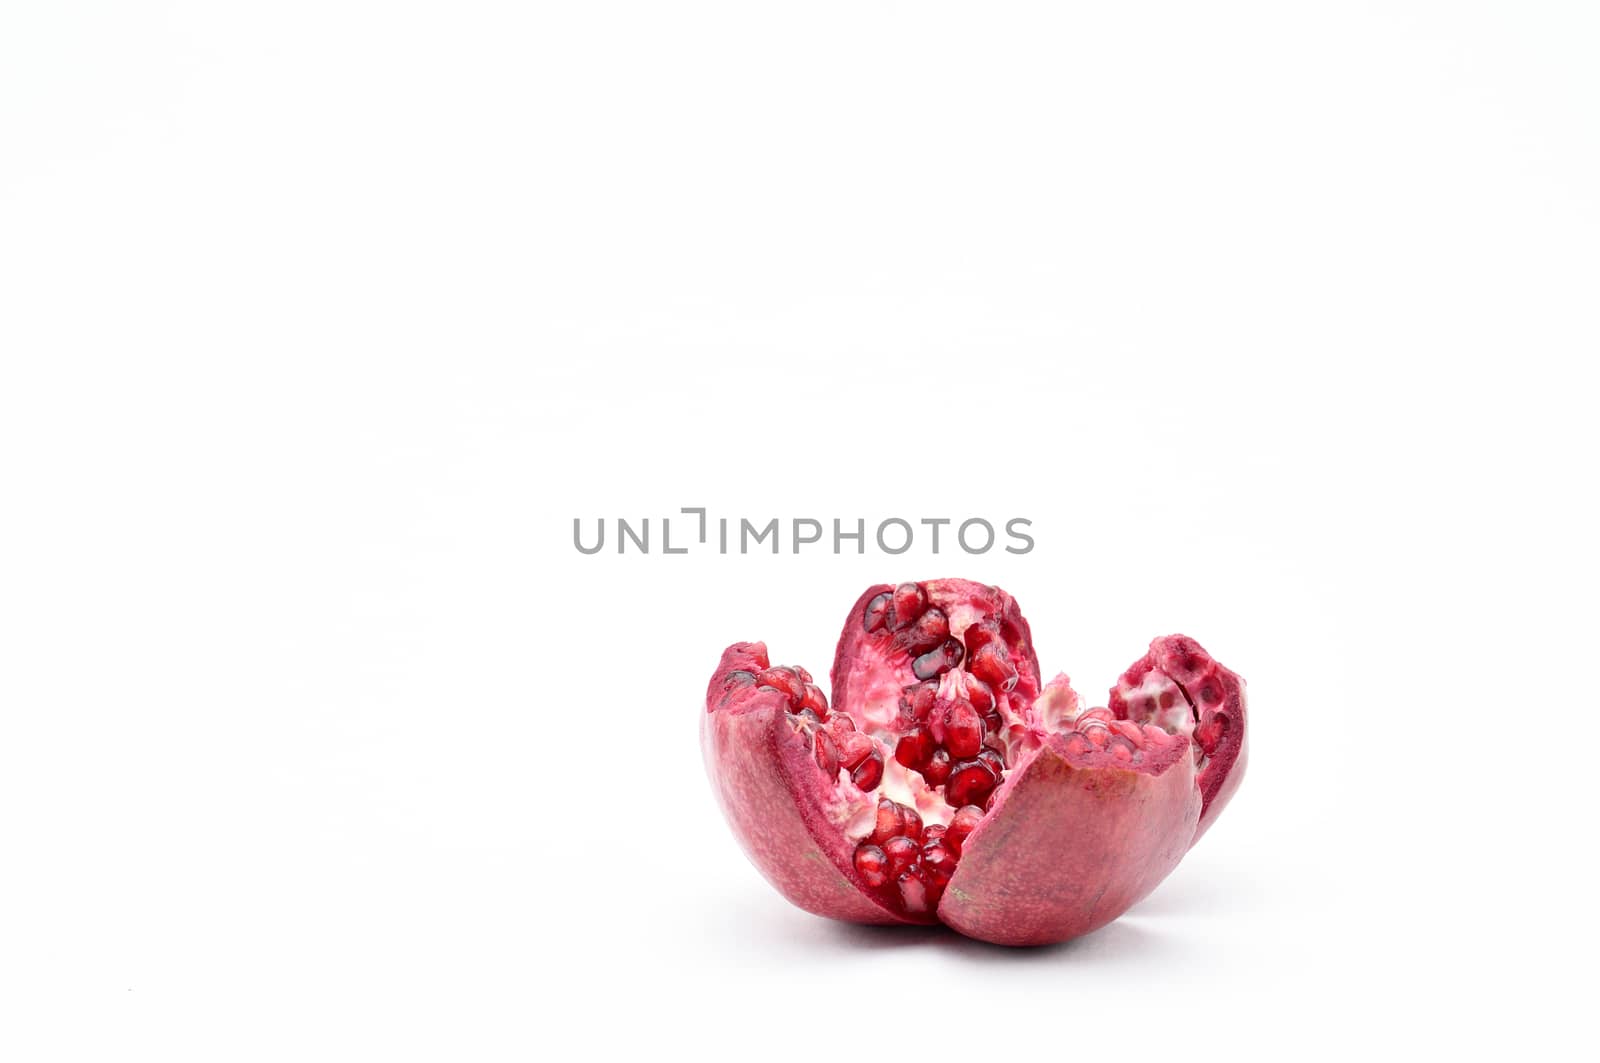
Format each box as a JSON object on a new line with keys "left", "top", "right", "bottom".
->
{"left": 2, "top": 2, "right": 1596, "bottom": 1058}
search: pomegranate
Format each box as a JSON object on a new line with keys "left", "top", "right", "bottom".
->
{"left": 701, "top": 579, "right": 1248, "bottom": 946}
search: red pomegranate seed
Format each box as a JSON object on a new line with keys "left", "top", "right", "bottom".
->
{"left": 800, "top": 683, "right": 829, "bottom": 717}
{"left": 862, "top": 592, "right": 892, "bottom": 633}
{"left": 854, "top": 843, "right": 889, "bottom": 887}
{"left": 756, "top": 667, "right": 805, "bottom": 701}
{"left": 836, "top": 731, "right": 874, "bottom": 770}
{"left": 922, "top": 839, "right": 958, "bottom": 878}
{"left": 829, "top": 713, "right": 856, "bottom": 732}
{"left": 922, "top": 823, "right": 947, "bottom": 846}
{"left": 978, "top": 747, "right": 1006, "bottom": 776}
{"left": 922, "top": 748, "right": 952, "bottom": 785}
{"left": 983, "top": 711, "right": 1004, "bottom": 736}
{"left": 1110, "top": 719, "right": 1145, "bottom": 747}
{"left": 872, "top": 799, "right": 901, "bottom": 844}
{"left": 946, "top": 805, "right": 983, "bottom": 853}
{"left": 851, "top": 752, "right": 884, "bottom": 791}
{"left": 887, "top": 582, "right": 926, "bottom": 632}
{"left": 943, "top": 702, "right": 983, "bottom": 759}
{"left": 1107, "top": 734, "right": 1137, "bottom": 761}
{"left": 1084, "top": 726, "right": 1110, "bottom": 749}
{"left": 912, "top": 637, "right": 965, "bottom": 681}
{"left": 963, "top": 620, "right": 999, "bottom": 654}
{"left": 894, "top": 727, "right": 933, "bottom": 769}
{"left": 894, "top": 607, "right": 949, "bottom": 656}
{"left": 968, "top": 643, "right": 1018, "bottom": 692}
{"left": 814, "top": 731, "right": 839, "bottom": 776}
{"left": 966, "top": 678, "right": 995, "bottom": 713}
{"left": 897, "top": 868, "right": 929, "bottom": 913}
{"left": 901, "top": 681, "right": 939, "bottom": 722}
{"left": 898, "top": 804, "right": 923, "bottom": 843}
{"left": 883, "top": 835, "right": 919, "bottom": 877}
{"left": 945, "top": 760, "right": 997, "bottom": 807}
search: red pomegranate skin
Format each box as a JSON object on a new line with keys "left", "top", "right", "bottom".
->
{"left": 701, "top": 580, "right": 1247, "bottom": 946}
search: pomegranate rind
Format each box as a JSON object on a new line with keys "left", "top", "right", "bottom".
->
{"left": 702, "top": 643, "right": 921, "bottom": 926}
{"left": 936, "top": 735, "right": 1201, "bottom": 946}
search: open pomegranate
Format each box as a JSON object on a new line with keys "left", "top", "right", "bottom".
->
{"left": 701, "top": 579, "right": 1247, "bottom": 946}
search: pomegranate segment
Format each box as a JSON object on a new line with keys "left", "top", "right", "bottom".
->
{"left": 1109, "top": 635, "right": 1249, "bottom": 844}
{"left": 701, "top": 582, "right": 1248, "bottom": 945}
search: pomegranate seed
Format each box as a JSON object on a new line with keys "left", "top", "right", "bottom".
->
{"left": 887, "top": 582, "right": 926, "bottom": 632}
{"left": 830, "top": 713, "right": 857, "bottom": 732}
{"left": 1142, "top": 723, "right": 1168, "bottom": 744}
{"left": 800, "top": 683, "right": 829, "bottom": 717}
{"left": 922, "top": 748, "right": 952, "bottom": 785}
{"left": 836, "top": 731, "right": 874, "bottom": 770}
{"left": 854, "top": 843, "right": 889, "bottom": 887}
{"left": 894, "top": 607, "right": 949, "bottom": 656}
{"left": 966, "top": 678, "right": 995, "bottom": 713}
{"left": 945, "top": 760, "right": 997, "bottom": 807}
{"left": 897, "top": 868, "right": 929, "bottom": 914}
{"left": 922, "top": 823, "right": 947, "bottom": 846}
{"left": 791, "top": 664, "right": 814, "bottom": 685}
{"left": 964, "top": 620, "right": 999, "bottom": 654}
{"left": 912, "top": 637, "right": 965, "bottom": 681}
{"left": 1077, "top": 708, "right": 1114, "bottom": 726}
{"left": 899, "top": 804, "right": 923, "bottom": 843}
{"left": 968, "top": 643, "right": 1017, "bottom": 692}
{"left": 863, "top": 591, "right": 892, "bottom": 633}
{"left": 1084, "top": 726, "right": 1110, "bottom": 750}
{"left": 814, "top": 731, "right": 839, "bottom": 776}
{"left": 1107, "top": 735, "right": 1136, "bottom": 761}
{"left": 983, "top": 711, "right": 1004, "bottom": 736}
{"left": 978, "top": 747, "right": 1006, "bottom": 776}
{"left": 1109, "top": 719, "right": 1145, "bottom": 747}
{"left": 1063, "top": 733, "right": 1093, "bottom": 756}
{"left": 895, "top": 727, "right": 934, "bottom": 769}
{"left": 883, "top": 836, "right": 919, "bottom": 877}
{"left": 852, "top": 752, "right": 884, "bottom": 791}
{"left": 756, "top": 667, "right": 804, "bottom": 701}
{"left": 922, "top": 839, "right": 958, "bottom": 877}
{"left": 901, "top": 681, "right": 939, "bottom": 722}
{"left": 947, "top": 805, "right": 983, "bottom": 852}
{"left": 872, "top": 799, "right": 901, "bottom": 844}
{"left": 1196, "top": 712, "right": 1230, "bottom": 754}
{"left": 943, "top": 702, "right": 983, "bottom": 758}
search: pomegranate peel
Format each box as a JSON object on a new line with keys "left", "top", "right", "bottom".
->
{"left": 701, "top": 581, "right": 1248, "bottom": 945}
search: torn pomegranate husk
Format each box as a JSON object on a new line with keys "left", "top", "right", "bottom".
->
{"left": 701, "top": 579, "right": 1247, "bottom": 946}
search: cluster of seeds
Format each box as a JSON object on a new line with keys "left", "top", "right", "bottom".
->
{"left": 852, "top": 799, "right": 985, "bottom": 915}
{"left": 729, "top": 664, "right": 889, "bottom": 792}
{"left": 1060, "top": 707, "right": 1173, "bottom": 764}
{"left": 1108, "top": 638, "right": 1236, "bottom": 774}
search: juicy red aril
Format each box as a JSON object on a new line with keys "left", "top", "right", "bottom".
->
{"left": 946, "top": 805, "right": 983, "bottom": 852}
{"left": 983, "top": 711, "right": 1004, "bottom": 735}
{"left": 883, "top": 836, "right": 919, "bottom": 876}
{"left": 893, "top": 607, "right": 950, "bottom": 656}
{"left": 968, "top": 643, "right": 1018, "bottom": 691}
{"left": 854, "top": 844, "right": 889, "bottom": 887}
{"left": 966, "top": 678, "right": 995, "bottom": 713}
{"left": 897, "top": 869, "right": 929, "bottom": 913}
{"left": 922, "top": 839, "right": 958, "bottom": 877}
{"left": 814, "top": 731, "right": 839, "bottom": 776}
{"left": 800, "top": 683, "right": 829, "bottom": 717}
{"left": 872, "top": 798, "right": 902, "bottom": 844}
{"left": 901, "top": 681, "right": 939, "bottom": 722}
{"left": 851, "top": 752, "right": 884, "bottom": 791}
{"left": 899, "top": 805, "right": 923, "bottom": 842}
{"left": 922, "top": 748, "right": 952, "bottom": 785}
{"left": 862, "top": 592, "right": 892, "bottom": 633}
{"left": 978, "top": 747, "right": 1006, "bottom": 776}
{"left": 887, "top": 582, "right": 926, "bottom": 632}
{"left": 923, "top": 823, "right": 947, "bottom": 845}
{"left": 756, "top": 667, "right": 805, "bottom": 701}
{"left": 836, "top": 731, "right": 874, "bottom": 770}
{"left": 943, "top": 702, "right": 984, "bottom": 758}
{"left": 946, "top": 760, "right": 998, "bottom": 807}
{"left": 895, "top": 727, "right": 933, "bottom": 769}
{"left": 1109, "top": 719, "right": 1146, "bottom": 747}
{"left": 912, "top": 637, "right": 964, "bottom": 680}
